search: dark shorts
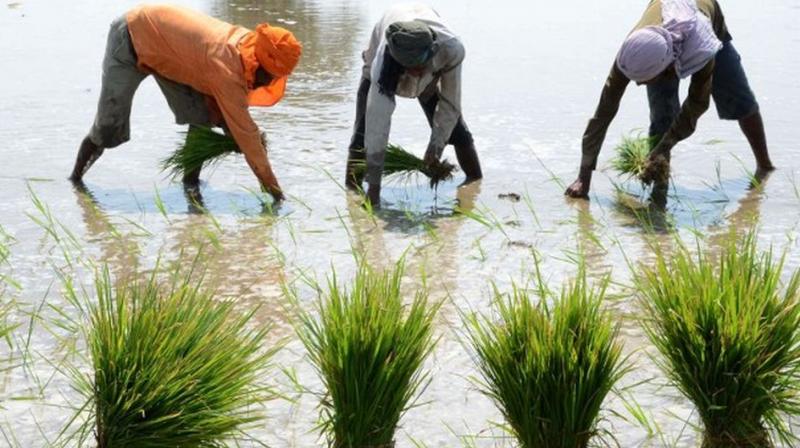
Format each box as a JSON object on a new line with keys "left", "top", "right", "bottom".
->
{"left": 647, "top": 40, "right": 759, "bottom": 136}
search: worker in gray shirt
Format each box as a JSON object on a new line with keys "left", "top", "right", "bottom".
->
{"left": 345, "top": 3, "right": 482, "bottom": 206}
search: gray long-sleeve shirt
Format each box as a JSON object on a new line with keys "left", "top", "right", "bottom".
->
{"left": 362, "top": 3, "right": 465, "bottom": 186}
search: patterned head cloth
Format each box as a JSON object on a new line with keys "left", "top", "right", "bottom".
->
{"left": 617, "top": 0, "right": 722, "bottom": 83}
{"left": 616, "top": 26, "right": 674, "bottom": 83}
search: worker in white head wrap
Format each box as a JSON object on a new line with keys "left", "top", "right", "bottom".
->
{"left": 617, "top": 0, "right": 722, "bottom": 83}
{"left": 565, "top": 0, "right": 774, "bottom": 204}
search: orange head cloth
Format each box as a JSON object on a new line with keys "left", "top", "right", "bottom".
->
{"left": 243, "top": 24, "right": 302, "bottom": 107}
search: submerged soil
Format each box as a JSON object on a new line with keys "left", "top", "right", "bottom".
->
{"left": 1, "top": 0, "right": 799, "bottom": 446}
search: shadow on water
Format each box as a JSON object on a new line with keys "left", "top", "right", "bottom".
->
{"left": 374, "top": 179, "right": 479, "bottom": 235}
{"left": 602, "top": 174, "right": 758, "bottom": 233}
{"left": 73, "top": 180, "right": 286, "bottom": 217}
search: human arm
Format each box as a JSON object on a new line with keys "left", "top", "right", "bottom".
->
{"left": 214, "top": 86, "right": 283, "bottom": 201}
{"left": 565, "top": 64, "right": 630, "bottom": 197}
{"left": 424, "top": 47, "right": 464, "bottom": 165}
{"left": 650, "top": 60, "right": 715, "bottom": 156}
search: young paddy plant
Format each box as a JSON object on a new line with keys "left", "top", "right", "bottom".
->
{"left": 292, "top": 259, "right": 440, "bottom": 448}
{"left": 161, "top": 126, "right": 241, "bottom": 179}
{"left": 66, "top": 266, "right": 276, "bottom": 448}
{"left": 350, "top": 144, "right": 456, "bottom": 187}
{"left": 635, "top": 233, "right": 800, "bottom": 447}
{"left": 611, "top": 134, "right": 656, "bottom": 181}
{"left": 465, "top": 269, "right": 627, "bottom": 448}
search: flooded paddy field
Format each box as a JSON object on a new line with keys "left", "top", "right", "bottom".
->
{"left": 1, "top": 0, "right": 800, "bottom": 446}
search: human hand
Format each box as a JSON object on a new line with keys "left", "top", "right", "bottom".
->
{"left": 423, "top": 143, "right": 441, "bottom": 168}
{"left": 564, "top": 168, "right": 592, "bottom": 199}
{"left": 641, "top": 147, "right": 670, "bottom": 185}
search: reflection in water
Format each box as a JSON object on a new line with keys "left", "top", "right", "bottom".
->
{"left": 74, "top": 183, "right": 288, "bottom": 335}
{"left": 73, "top": 184, "right": 141, "bottom": 281}
{"left": 5, "top": 0, "right": 800, "bottom": 445}
{"left": 345, "top": 181, "right": 481, "bottom": 311}
{"left": 705, "top": 173, "right": 771, "bottom": 257}
{"left": 611, "top": 188, "right": 675, "bottom": 234}
{"left": 573, "top": 200, "right": 612, "bottom": 278}
{"left": 163, "top": 213, "right": 289, "bottom": 335}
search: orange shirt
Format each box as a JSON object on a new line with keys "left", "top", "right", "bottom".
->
{"left": 126, "top": 4, "right": 279, "bottom": 191}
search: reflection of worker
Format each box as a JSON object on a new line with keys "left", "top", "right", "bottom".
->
{"left": 566, "top": 0, "right": 774, "bottom": 199}
{"left": 70, "top": 4, "right": 302, "bottom": 202}
{"left": 345, "top": 3, "right": 482, "bottom": 206}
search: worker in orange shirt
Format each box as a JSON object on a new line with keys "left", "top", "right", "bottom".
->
{"left": 70, "top": 4, "right": 302, "bottom": 202}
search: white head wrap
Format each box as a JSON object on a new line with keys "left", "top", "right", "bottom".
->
{"left": 616, "top": 0, "right": 723, "bottom": 82}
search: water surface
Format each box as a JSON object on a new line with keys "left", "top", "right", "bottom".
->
{"left": 1, "top": 0, "right": 799, "bottom": 446}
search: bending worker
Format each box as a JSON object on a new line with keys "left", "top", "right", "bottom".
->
{"left": 70, "top": 4, "right": 302, "bottom": 202}
{"left": 565, "top": 0, "right": 774, "bottom": 200}
{"left": 345, "top": 3, "right": 482, "bottom": 206}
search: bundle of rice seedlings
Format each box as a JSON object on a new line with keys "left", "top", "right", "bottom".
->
{"left": 161, "top": 126, "right": 241, "bottom": 179}
{"left": 351, "top": 144, "right": 457, "bottom": 186}
{"left": 293, "top": 259, "right": 439, "bottom": 447}
{"left": 635, "top": 233, "right": 800, "bottom": 447}
{"left": 611, "top": 134, "right": 656, "bottom": 180}
{"left": 465, "top": 271, "right": 626, "bottom": 448}
{"left": 69, "top": 267, "right": 275, "bottom": 447}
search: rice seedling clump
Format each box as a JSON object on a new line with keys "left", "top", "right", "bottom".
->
{"left": 635, "top": 234, "right": 800, "bottom": 447}
{"left": 351, "top": 144, "right": 457, "bottom": 187}
{"left": 162, "top": 126, "right": 241, "bottom": 179}
{"left": 294, "top": 260, "right": 439, "bottom": 448}
{"left": 611, "top": 134, "right": 656, "bottom": 180}
{"left": 466, "top": 272, "right": 626, "bottom": 448}
{"left": 70, "top": 268, "right": 274, "bottom": 448}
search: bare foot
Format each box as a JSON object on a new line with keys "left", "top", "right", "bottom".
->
{"left": 749, "top": 165, "right": 776, "bottom": 190}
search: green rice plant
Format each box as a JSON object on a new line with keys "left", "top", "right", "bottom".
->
{"left": 0, "top": 227, "right": 17, "bottom": 347}
{"left": 0, "top": 299, "right": 15, "bottom": 348}
{"left": 465, "top": 269, "right": 626, "bottom": 448}
{"left": 635, "top": 233, "right": 800, "bottom": 447}
{"left": 611, "top": 134, "right": 656, "bottom": 180}
{"left": 161, "top": 126, "right": 241, "bottom": 179}
{"left": 351, "top": 144, "right": 456, "bottom": 187}
{"left": 67, "top": 267, "right": 276, "bottom": 448}
{"left": 292, "top": 259, "right": 440, "bottom": 447}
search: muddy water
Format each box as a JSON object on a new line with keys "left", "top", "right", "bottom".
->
{"left": 1, "top": 0, "right": 800, "bottom": 446}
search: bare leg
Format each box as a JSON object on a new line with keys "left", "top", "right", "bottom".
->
{"left": 738, "top": 111, "right": 774, "bottom": 178}
{"left": 70, "top": 137, "right": 105, "bottom": 182}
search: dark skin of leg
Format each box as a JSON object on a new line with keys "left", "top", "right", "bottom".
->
{"left": 739, "top": 111, "right": 775, "bottom": 184}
